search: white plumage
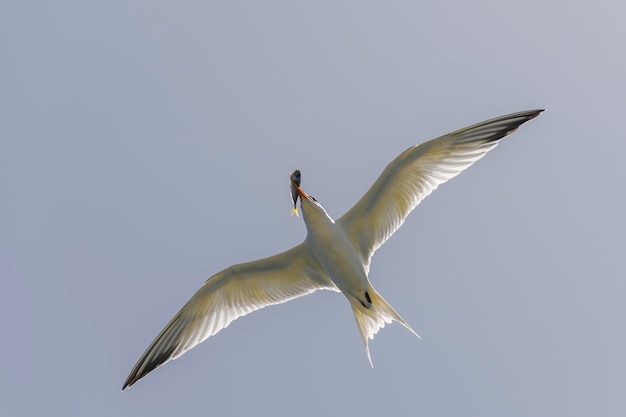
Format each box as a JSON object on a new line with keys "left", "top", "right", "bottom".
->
{"left": 123, "top": 109, "right": 543, "bottom": 389}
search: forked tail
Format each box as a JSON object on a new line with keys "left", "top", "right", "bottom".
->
{"left": 349, "top": 286, "right": 420, "bottom": 366}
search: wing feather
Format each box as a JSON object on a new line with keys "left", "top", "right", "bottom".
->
{"left": 123, "top": 243, "right": 335, "bottom": 389}
{"left": 338, "top": 109, "right": 543, "bottom": 267}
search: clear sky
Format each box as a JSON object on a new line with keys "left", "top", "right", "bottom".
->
{"left": 2, "top": 1, "right": 625, "bottom": 416}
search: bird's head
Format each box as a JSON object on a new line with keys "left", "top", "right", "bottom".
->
{"left": 289, "top": 173, "right": 331, "bottom": 223}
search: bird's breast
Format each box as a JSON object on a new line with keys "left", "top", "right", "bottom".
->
{"left": 305, "top": 219, "right": 369, "bottom": 300}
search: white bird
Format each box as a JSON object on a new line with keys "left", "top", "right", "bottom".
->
{"left": 122, "top": 109, "right": 543, "bottom": 389}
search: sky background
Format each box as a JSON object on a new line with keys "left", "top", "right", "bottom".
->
{"left": 2, "top": 1, "right": 625, "bottom": 416}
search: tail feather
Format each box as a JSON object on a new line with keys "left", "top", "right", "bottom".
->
{"left": 349, "top": 286, "right": 420, "bottom": 367}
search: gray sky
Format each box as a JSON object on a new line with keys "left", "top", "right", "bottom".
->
{"left": 2, "top": 1, "right": 625, "bottom": 416}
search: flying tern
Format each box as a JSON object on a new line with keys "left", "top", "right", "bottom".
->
{"left": 123, "top": 109, "right": 543, "bottom": 389}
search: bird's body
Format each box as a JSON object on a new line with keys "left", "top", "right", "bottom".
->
{"left": 294, "top": 185, "right": 421, "bottom": 361}
{"left": 301, "top": 196, "right": 369, "bottom": 303}
{"left": 123, "top": 109, "right": 544, "bottom": 389}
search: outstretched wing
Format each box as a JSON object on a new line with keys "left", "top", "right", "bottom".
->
{"left": 338, "top": 109, "right": 543, "bottom": 268}
{"left": 123, "top": 243, "right": 336, "bottom": 389}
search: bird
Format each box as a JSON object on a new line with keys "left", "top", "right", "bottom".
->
{"left": 122, "top": 109, "right": 543, "bottom": 389}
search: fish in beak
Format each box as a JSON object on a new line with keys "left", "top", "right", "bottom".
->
{"left": 289, "top": 169, "right": 301, "bottom": 216}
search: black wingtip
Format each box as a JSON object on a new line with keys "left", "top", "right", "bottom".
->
{"left": 122, "top": 341, "right": 178, "bottom": 390}
{"left": 511, "top": 109, "right": 544, "bottom": 130}
{"left": 473, "top": 109, "right": 544, "bottom": 145}
{"left": 512, "top": 109, "right": 545, "bottom": 123}
{"left": 526, "top": 109, "right": 545, "bottom": 120}
{"left": 122, "top": 375, "right": 136, "bottom": 391}
{"left": 516, "top": 108, "right": 545, "bottom": 130}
